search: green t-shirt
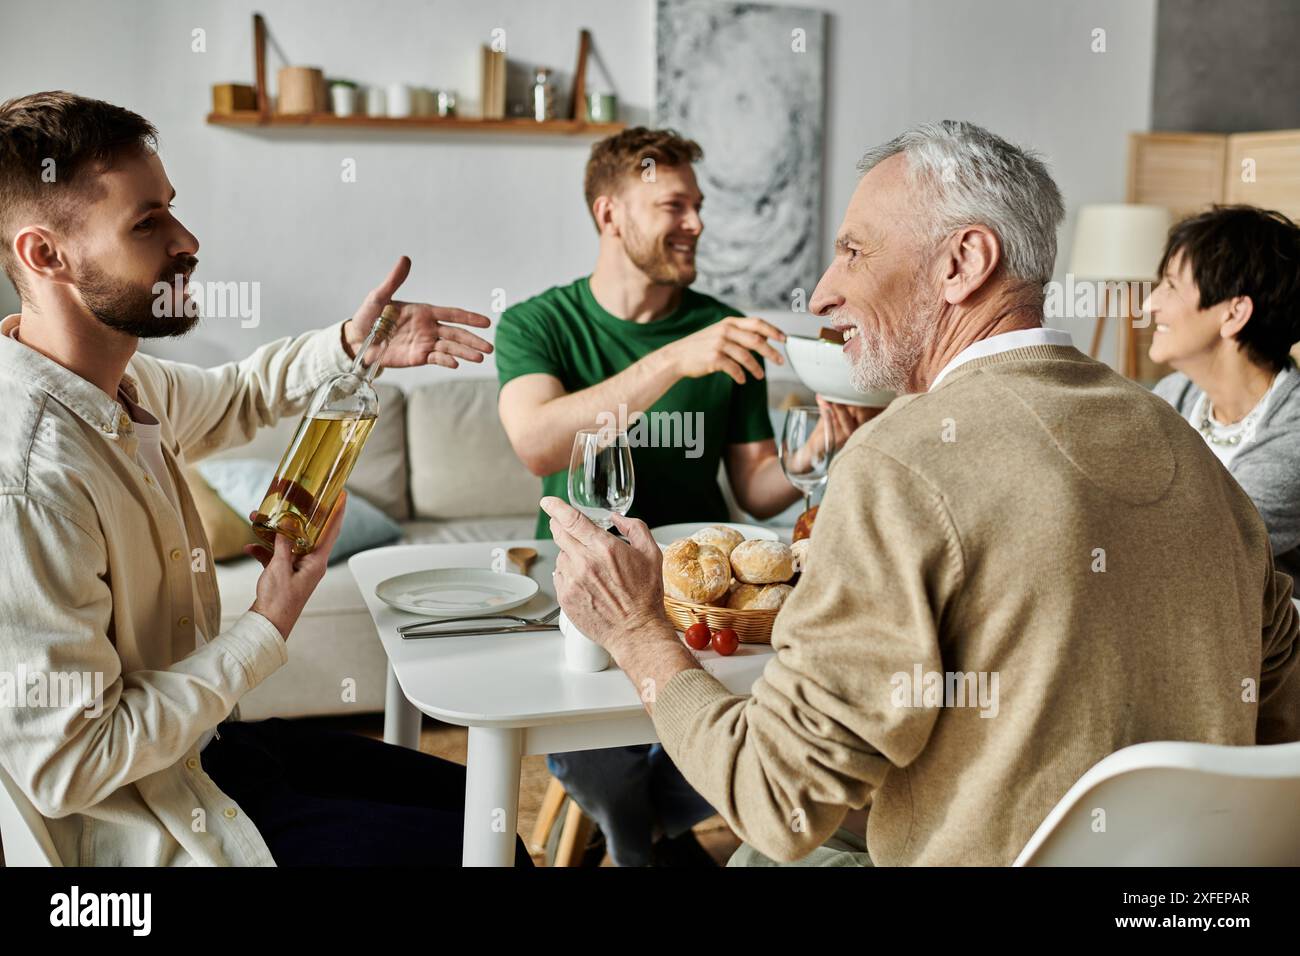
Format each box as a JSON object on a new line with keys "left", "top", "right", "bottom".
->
{"left": 495, "top": 276, "right": 774, "bottom": 537}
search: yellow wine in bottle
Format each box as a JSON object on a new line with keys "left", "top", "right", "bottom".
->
{"left": 251, "top": 412, "right": 377, "bottom": 554}
{"left": 251, "top": 305, "right": 396, "bottom": 555}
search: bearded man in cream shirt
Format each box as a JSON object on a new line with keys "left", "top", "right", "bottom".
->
{"left": 0, "top": 91, "right": 533, "bottom": 866}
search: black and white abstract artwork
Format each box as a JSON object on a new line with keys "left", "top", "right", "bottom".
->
{"left": 656, "top": 0, "right": 825, "bottom": 310}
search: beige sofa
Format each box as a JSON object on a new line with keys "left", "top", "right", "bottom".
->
{"left": 214, "top": 379, "right": 542, "bottom": 720}
{"left": 214, "top": 377, "right": 809, "bottom": 721}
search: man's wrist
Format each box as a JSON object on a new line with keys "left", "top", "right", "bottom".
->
{"left": 614, "top": 615, "right": 678, "bottom": 654}
{"left": 249, "top": 604, "right": 289, "bottom": 641}
{"left": 613, "top": 617, "right": 700, "bottom": 708}
{"left": 648, "top": 340, "right": 682, "bottom": 383}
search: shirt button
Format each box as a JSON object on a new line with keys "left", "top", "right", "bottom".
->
{"left": 186, "top": 758, "right": 198, "bottom": 770}
{"left": 144, "top": 474, "right": 153, "bottom": 485}
{"left": 224, "top": 807, "right": 238, "bottom": 819}
{"left": 178, "top": 616, "right": 191, "bottom": 628}
{"left": 170, "top": 548, "right": 183, "bottom": 561}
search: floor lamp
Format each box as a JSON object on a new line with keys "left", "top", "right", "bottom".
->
{"left": 1068, "top": 204, "right": 1173, "bottom": 380}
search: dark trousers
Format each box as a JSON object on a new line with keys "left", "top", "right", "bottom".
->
{"left": 201, "top": 717, "right": 533, "bottom": 866}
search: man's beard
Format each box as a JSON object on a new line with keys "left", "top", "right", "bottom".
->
{"left": 845, "top": 275, "right": 940, "bottom": 395}
{"left": 76, "top": 256, "right": 200, "bottom": 339}
{"left": 623, "top": 218, "right": 695, "bottom": 287}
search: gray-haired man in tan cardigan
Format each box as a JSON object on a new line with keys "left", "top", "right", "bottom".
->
{"left": 540, "top": 121, "right": 1300, "bottom": 866}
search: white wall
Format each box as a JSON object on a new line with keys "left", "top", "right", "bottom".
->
{"left": 817, "top": 0, "right": 1157, "bottom": 363}
{"left": 0, "top": 0, "right": 1155, "bottom": 379}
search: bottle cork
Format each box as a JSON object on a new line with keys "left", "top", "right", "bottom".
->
{"left": 374, "top": 304, "right": 398, "bottom": 338}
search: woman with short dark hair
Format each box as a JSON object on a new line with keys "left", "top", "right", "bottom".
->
{"left": 1147, "top": 204, "right": 1300, "bottom": 594}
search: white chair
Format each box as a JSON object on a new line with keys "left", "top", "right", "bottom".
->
{"left": 0, "top": 762, "right": 60, "bottom": 866}
{"left": 1015, "top": 740, "right": 1300, "bottom": 865}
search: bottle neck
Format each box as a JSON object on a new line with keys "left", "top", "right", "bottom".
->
{"left": 350, "top": 319, "right": 393, "bottom": 383}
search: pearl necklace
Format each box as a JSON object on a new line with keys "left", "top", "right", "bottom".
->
{"left": 1196, "top": 402, "right": 1258, "bottom": 446}
{"left": 1193, "top": 375, "right": 1279, "bottom": 447}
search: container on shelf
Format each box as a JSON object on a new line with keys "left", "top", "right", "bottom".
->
{"left": 531, "top": 68, "right": 555, "bottom": 122}
{"left": 277, "top": 66, "right": 326, "bottom": 114}
{"left": 329, "top": 82, "right": 358, "bottom": 117}
{"left": 363, "top": 85, "right": 387, "bottom": 117}
{"left": 585, "top": 91, "right": 617, "bottom": 123}
{"left": 386, "top": 83, "right": 413, "bottom": 118}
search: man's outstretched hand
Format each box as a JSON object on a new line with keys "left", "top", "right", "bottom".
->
{"left": 344, "top": 255, "right": 493, "bottom": 369}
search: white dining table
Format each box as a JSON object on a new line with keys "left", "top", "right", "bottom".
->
{"left": 348, "top": 539, "right": 774, "bottom": 867}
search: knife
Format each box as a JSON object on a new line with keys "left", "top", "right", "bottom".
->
{"left": 400, "top": 622, "right": 561, "bottom": 640}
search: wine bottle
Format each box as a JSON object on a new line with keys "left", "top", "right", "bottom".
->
{"left": 251, "top": 305, "right": 397, "bottom": 555}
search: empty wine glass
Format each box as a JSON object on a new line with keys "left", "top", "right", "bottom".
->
{"left": 568, "top": 428, "right": 635, "bottom": 530}
{"left": 778, "top": 405, "right": 836, "bottom": 515}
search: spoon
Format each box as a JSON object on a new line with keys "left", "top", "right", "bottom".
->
{"left": 507, "top": 546, "right": 538, "bottom": 576}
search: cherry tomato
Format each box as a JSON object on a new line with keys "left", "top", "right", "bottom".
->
{"left": 711, "top": 627, "right": 739, "bottom": 656}
{"left": 684, "top": 622, "right": 711, "bottom": 650}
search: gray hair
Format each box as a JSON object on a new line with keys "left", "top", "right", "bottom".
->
{"left": 858, "top": 120, "right": 1064, "bottom": 287}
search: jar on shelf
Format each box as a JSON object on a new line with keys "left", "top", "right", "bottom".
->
{"left": 532, "top": 68, "right": 555, "bottom": 122}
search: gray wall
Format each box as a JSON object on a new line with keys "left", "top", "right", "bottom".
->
{"left": 1, "top": 0, "right": 1157, "bottom": 375}
{"left": 1153, "top": 0, "right": 1300, "bottom": 132}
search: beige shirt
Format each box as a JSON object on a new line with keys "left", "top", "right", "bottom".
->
{"left": 0, "top": 313, "right": 361, "bottom": 866}
{"left": 112, "top": 381, "right": 219, "bottom": 753}
{"left": 653, "top": 345, "right": 1300, "bottom": 865}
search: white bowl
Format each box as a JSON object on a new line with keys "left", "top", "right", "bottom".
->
{"left": 783, "top": 334, "right": 894, "bottom": 407}
{"left": 649, "top": 521, "right": 779, "bottom": 548}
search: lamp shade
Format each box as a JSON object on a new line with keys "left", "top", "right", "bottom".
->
{"left": 1068, "top": 204, "right": 1174, "bottom": 280}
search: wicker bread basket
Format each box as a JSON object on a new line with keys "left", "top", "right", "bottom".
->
{"left": 663, "top": 596, "right": 779, "bottom": 644}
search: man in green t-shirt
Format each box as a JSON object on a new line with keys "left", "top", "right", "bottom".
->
{"left": 495, "top": 128, "right": 870, "bottom": 866}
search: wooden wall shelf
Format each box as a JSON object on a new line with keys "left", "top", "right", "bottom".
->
{"left": 210, "top": 17, "right": 619, "bottom": 141}
{"left": 206, "top": 111, "right": 624, "bottom": 137}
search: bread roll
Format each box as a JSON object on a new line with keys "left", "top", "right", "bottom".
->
{"left": 662, "top": 539, "right": 730, "bottom": 604}
{"left": 727, "top": 582, "right": 794, "bottom": 610}
{"left": 730, "top": 539, "right": 794, "bottom": 584}
{"left": 689, "top": 525, "right": 744, "bottom": 559}
{"left": 713, "top": 578, "right": 741, "bottom": 606}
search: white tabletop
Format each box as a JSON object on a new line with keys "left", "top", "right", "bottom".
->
{"left": 349, "top": 540, "right": 774, "bottom": 729}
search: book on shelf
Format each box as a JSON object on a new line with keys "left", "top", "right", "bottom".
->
{"left": 480, "top": 45, "right": 507, "bottom": 119}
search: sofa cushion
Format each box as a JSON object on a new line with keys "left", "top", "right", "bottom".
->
{"left": 407, "top": 379, "right": 541, "bottom": 519}
{"left": 184, "top": 464, "right": 259, "bottom": 560}
{"left": 206, "top": 383, "right": 410, "bottom": 521}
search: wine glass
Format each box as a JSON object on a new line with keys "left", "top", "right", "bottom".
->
{"left": 568, "top": 428, "right": 635, "bottom": 530}
{"left": 778, "top": 405, "right": 836, "bottom": 515}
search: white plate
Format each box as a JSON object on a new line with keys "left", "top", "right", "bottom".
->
{"left": 784, "top": 334, "right": 895, "bottom": 408}
{"left": 649, "top": 521, "right": 780, "bottom": 548}
{"left": 375, "top": 568, "right": 540, "bottom": 617}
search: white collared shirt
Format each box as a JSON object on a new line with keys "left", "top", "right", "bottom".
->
{"left": 930, "top": 327, "right": 1074, "bottom": 391}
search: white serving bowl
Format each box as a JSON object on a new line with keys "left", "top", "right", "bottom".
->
{"left": 649, "top": 521, "right": 779, "bottom": 549}
{"left": 783, "top": 334, "right": 894, "bottom": 408}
